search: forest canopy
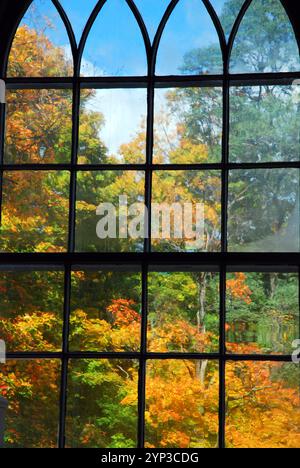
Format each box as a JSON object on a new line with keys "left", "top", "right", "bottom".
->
{"left": 0, "top": 0, "right": 299, "bottom": 449}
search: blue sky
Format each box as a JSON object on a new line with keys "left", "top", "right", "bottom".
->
{"left": 21, "top": 0, "right": 298, "bottom": 76}
{"left": 21, "top": 0, "right": 230, "bottom": 76}
{"left": 13, "top": 1, "right": 300, "bottom": 156}
{"left": 17, "top": 0, "right": 240, "bottom": 153}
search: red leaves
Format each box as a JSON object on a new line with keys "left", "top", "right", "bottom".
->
{"left": 107, "top": 299, "right": 140, "bottom": 327}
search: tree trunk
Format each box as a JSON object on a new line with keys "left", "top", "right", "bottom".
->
{"left": 195, "top": 272, "right": 208, "bottom": 384}
{"left": 269, "top": 273, "right": 277, "bottom": 300}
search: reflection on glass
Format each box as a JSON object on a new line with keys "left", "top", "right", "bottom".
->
{"left": 134, "top": 0, "right": 169, "bottom": 41}
{"left": 66, "top": 359, "right": 138, "bottom": 448}
{"left": 226, "top": 362, "right": 300, "bottom": 448}
{"left": 228, "top": 169, "right": 300, "bottom": 252}
{"left": 70, "top": 269, "right": 141, "bottom": 352}
{"left": 81, "top": 0, "right": 147, "bottom": 76}
{"left": 145, "top": 360, "right": 219, "bottom": 448}
{"left": 5, "top": 89, "right": 72, "bottom": 164}
{"left": 7, "top": 0, "right": 73, "bottom": 77}
{"left": 230, "top": 0, "right": 300, "bottom": 73}
{"left": 154, "top": 87, "right": 222, "bottom": 163}
{"left": 210, "top": 0, "right": 245, "bottom": 39}
{"left": 226, "top": 272, "right": 299, "bottom": 354}
{"left": 0, "top": 360, "right": 60, "bottom": 448}
{"left": 59, "top": 0, "right": 98, "bottom": 44}
{"left": 151, "top": 171, "right": 221, "bottom": 252}
{"left": 148, "top": 271, "right": 219, "bottom": 352}
{"left": 75, "top": 171, "right": 145, "bottom": 252}
{"left": 0, "top": 171, "right": 70, "bottom": 253}
{"left": 156, "top": 0, "right": 223, "bottom": 75}
{"left": 0, "top": 269, "right": 64, "bottom": 352}
{"left": 79, "top": 89, "right": 147, "bottom": 164}
{"left": 230, "top": 85, "right": 300, "bottom": 163}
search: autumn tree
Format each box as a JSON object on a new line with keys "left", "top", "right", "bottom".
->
{"left": 1, "top": 0, "right": 299, "bottom": 450}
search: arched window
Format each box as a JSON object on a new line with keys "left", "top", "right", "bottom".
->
{"left": 0, "top": 0, "right": 299, "bottom": 449}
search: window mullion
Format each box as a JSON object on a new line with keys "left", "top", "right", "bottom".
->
{"left": 137, "top": 263, "right": 148, "bottom": 448}
{"left": 58, "top": 264, "right": 72, "bottom": 449}
{"left": 219, "top": 264, "right": 227, "bottom": 449}
{"left": 0, "top": 100, "right": 5, "bottom": 224}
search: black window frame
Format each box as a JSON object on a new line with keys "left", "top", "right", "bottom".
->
{"left": 0, "top": 0, "right": 299, "bottom": 449}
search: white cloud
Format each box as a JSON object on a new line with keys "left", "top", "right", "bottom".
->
{"left": 86, "top": 88, "right": 147, "bottom": 156}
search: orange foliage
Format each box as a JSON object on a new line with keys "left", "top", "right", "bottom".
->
{"left": 227, "top": 273, "right": 252, "bottom": 304}
{"left": 107, "top": 299, "right": 141, "bottom": 327}
{"left": 1, "top": 23, "right": 298, "bottom": 451}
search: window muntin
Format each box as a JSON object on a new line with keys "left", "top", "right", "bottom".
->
{"left": 0, "top": 0, "right": 299, "bottom": 449}
{"left": 133, "top": 0, "right": 170, "bottom": 43}
{"left": 58, "top": 0, "right": 99, "bottom": 45}
{"left": 209, "top": 0, "right": 245, "bottom": 40}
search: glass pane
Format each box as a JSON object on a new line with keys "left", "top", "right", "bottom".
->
{"left": 230, "top": 85, "right": 300, "bottom": 163}
{"left": 59, "top": 0, "right": 98, "bottom": 44}
{"left": 70, "top": 268, "right": 141, "bottom": 351}
{"left": 5, "top": 89, "right": 72, "bottom": 164}
{"left": 145, "top": 360, "right": 219, "bottom": 448}
{"left": 151, "top": 170, "right": 222, "bottom": 252}
{"left": 66, "top": 359, "right": 138, "bottom": 448}
{"left": 133, "top": 0, "right": 169, "bottom": 42}
{"left": 0, "top": 171, "right": 70, "bottom": 253}
{"left": 75, "top": 171, "right": 145, "bottom": 252}
{"left": 148, "top": 270, "right": 219, "bottom": 353}
{"left": 228, "top": 169, "right": 300, "bottom": 252}
{"left": 156, "top": 0, "right": 223, "bottom": 75}
{"left": 0, "top": 268, "right": 64, "bottom": 352}
{"left": 8, "top": 0, "right": 73, "bottom": 77}
{"left": 81, "top": 0, "right": 147, "bottom": 76}
{"left": 79, "top": 89, "right": 147, "bottom": 164}
{"left": 230, "top": 0, "right": 300, "bottom": 73}
{"left": 226, "top": 361, "right": 300, "bottom": 448}
{"left": 226, "top": 271, "right": 299, "bottom": 354}
{"left": 154, "top": 87, "right": 222, "bottom": 163}
{"left": 0, "top": 360, "right": 60, "bottom": 448}
{"left": 210, "top": 0, "right": 245, "bottom": 39}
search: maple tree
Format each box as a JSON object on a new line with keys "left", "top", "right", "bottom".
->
{"left": 1, "top": 267, "right": 299, "bottom": 448}
{"left": 0, "top": 0, "right": 299, "bottom": 449}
